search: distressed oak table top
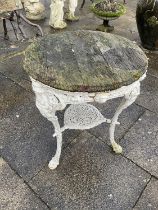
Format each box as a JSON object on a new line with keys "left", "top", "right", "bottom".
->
{"left": 23, "top": 30, "right": 148, "bottom": 92}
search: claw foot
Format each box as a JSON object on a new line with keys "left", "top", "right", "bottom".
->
{"left": 112, "top": 142, "right": 123, "bottom": 154}
{"left": 48, "top": 158, "right": 59, "bottom": 170}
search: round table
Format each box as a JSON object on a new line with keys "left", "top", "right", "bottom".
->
{"left": 23, "top": 30, "right": 148, "bottom": 170}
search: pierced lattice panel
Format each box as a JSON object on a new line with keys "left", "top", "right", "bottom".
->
{"left": 63, "top": 104, "right": 106, "bottom": 130}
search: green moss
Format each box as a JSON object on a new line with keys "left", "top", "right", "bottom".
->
{"left": 146, "top": 16, "right": 158, "bottom": 27}
{"left": 90, "top": 2, "right": 126, "bottom": 18}
{"left": 0, "top": 51, "right": 24, "bottom": 64}
{"left": 132, "top": 70, "right": 142, "bottom": 80}
{"left": 23, "top": 31, "right": 147, "bottom": 93}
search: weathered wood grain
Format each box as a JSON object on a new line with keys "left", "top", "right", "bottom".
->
{"left": 23, "top": 30, "right": 148, "bottom": 92}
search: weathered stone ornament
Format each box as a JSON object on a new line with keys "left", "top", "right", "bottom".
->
{"left": 49, "top": 0, "right": 79, "bottom": 29}
{"left": 23, "top": 31, "right": 148, "bottom": 170}
{"left": 23, "top": 0, "right": 45, "bottom": 20}
{"left": 65, "top": 0, "right": 79, "bottom": 21}
{"left": 81, "top": 0, "right": 126, "bottom": 9}
{"left": 49, "top": 0, "right": 67, "bottom": 29}
{"left": 90, "top": 0, "right": 126, "bottom": 32}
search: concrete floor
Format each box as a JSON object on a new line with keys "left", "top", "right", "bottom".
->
{"left": 0, "top": 0, "right": 158, "bottom": 209}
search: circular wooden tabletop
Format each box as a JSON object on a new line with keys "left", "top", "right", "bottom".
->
{"left": 23, "top": 30, "right": 148, "bottom": 92}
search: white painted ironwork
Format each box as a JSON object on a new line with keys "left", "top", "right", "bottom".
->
{"left": 31, "top": 73, "right": 146, "bottom": 170}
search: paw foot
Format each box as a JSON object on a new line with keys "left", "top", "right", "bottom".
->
{"left": 48, "top": 158, "right": 59, "bottom": 170}
{"left": 112, "top": 143, "right": 123, "bottom": 154}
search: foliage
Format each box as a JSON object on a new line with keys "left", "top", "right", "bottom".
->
{"left": 90, "top": 0, "right": 126, "bottom": 18}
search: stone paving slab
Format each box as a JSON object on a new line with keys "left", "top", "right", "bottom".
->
{"left": 1, "top": 98, "right": 81, "bottom": 181}
{"left": 120, "top": 111, "right": 158, "bottom": 178}
{"left": 0, "top": 73, "right": 31, "bottom": 117}
{"left": 136, "top": 74, "right": 158, "bottom": 113}
{"left": 146, "top": 52, "right": 158, "bottom": 78}
{"left": 0, "top": 55, "right": 31, "bottom": 91}
{"left": 0, "top": 36, "right": 28, "bottom": 57}
{"left": 133, "top": 177, "right": 158, "bottom": 210}
{"left": 88, "top": 99, "right": 145, "bottom": 144}
{"left": 29, "top": 132, "right": 150, "bottom": 210}
{"left": 0, "top": 158, "right": 49, "bottom": 210}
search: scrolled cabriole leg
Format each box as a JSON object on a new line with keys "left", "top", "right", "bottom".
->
{"left": 47, "top": 114, "right": 63, "bottom": 170}
{"left": 31, "top": 78, "right": 66, "bottom": 169}
{"left": 109, "top": 82, "right": 141, "bottom": 154}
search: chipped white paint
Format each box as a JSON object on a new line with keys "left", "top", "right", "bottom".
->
{"left": 108, "top": 194, "right": 113, "bottom": 199}
{"left": 31, "top": 73, "right": 146, "bottom": 170}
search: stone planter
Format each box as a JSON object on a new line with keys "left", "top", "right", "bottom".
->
{"left": 136, "top": 0, "right": 158, "bottom": 51}
{"left": 90, "top": 1, "right": 126, "bottom": 32}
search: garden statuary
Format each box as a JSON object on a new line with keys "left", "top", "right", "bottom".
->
{"left": 22, "top": 0, "right": 45, "bottom": 20}
{"left": 23, "top": 30, "right": 148, "bottom": 170}
{"left": 80, "top": 0, "right": 126, "bottom": 9}
{"left": 90, "top": 0, "right": 126, "bottom": 32}
{"left": 49, "top": 0, "right": 79, "bottom": 29}
{"left": 136, "top": 0, "right": 158, "bottom": 50}
{"left": 0, "top": 0, "right": 43, "bottom": 39}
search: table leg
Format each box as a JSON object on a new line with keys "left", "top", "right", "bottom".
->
{"left": 109, "top": 82, "right": 140, "bottom": 153}
{"left": 48, "top": 114, "right": 63, "bottom": 170}
{"left": 31, "top": 77, "right": 67, "bottom": 169}
{"left": 35, "top": 105, "right": 63, "bottom": 170}
{"left": 80, "top": 0, "right": 85, "bottom": 9}
{"left": 3, "top": 19, "right": 9, "bottom": 40}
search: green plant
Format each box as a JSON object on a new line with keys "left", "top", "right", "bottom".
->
{"left": 90, "top": 0, "right": 126, "bottom": 18}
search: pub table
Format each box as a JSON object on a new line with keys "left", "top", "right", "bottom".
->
{"left": 23, "top": 30, "right": 148, "bottom": 170}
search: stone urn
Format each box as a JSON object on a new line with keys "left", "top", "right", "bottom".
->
{"left": 136, "top": 0, "right": 158, "bottom": 50}
{"left": 90, "top": 0, "right": 126, "bottom": 32}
